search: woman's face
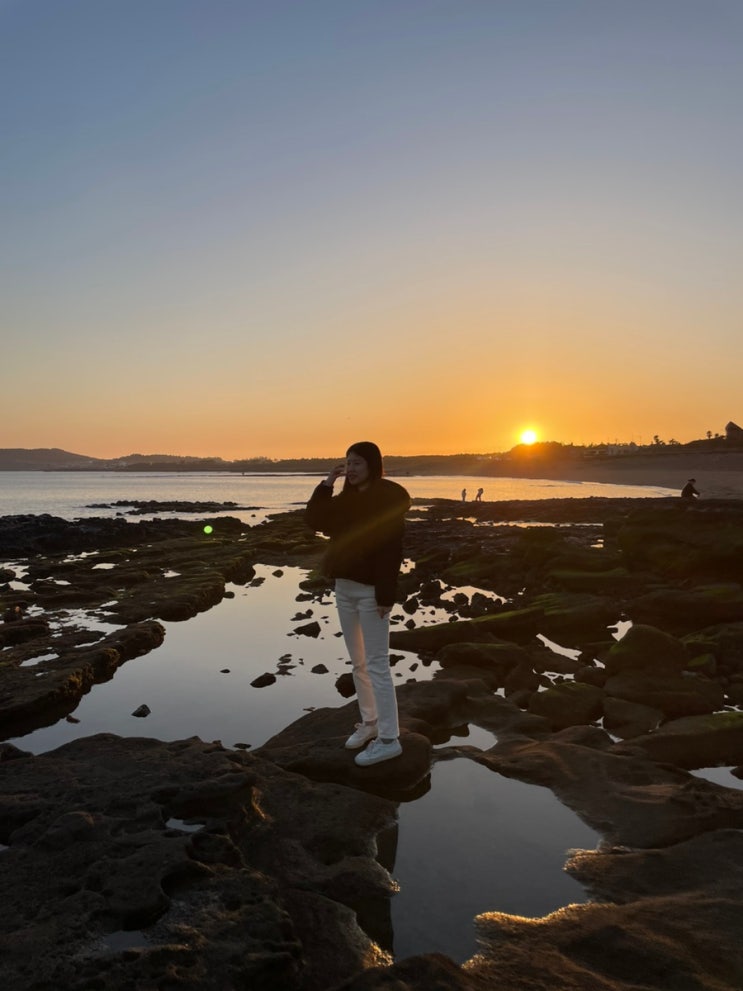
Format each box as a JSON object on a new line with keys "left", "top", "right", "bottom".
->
{"left": 345, "top": 451, "right": 371, "bottom": 489}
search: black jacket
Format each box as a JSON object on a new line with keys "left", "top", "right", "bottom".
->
{"left": 305, "top": 478, "right": 411, "bottom": 606}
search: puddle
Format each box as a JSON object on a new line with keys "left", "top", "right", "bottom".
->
{"left": 166, "top": 818, "right": 205, "bottom": 832}
{"left": 101, "top": 930, "right": 148, "bottom": 952}
{"left": 433, "top": 725, "right": 496, "bottom": 750}
{"left": 441, "top": 584, "right": 507, "bottom": 606}
{"left": 536, "top": 634, "right": 582, "bottom": 660}
{"left": 10, "top": 566, "right": 442, "bottom": 754}
{"left": 19, "top": 653, "right": 57, "bottom": 668}
{"left": 390, "top": 758, "right": 598, "bottom": 962}
{"left": 689, "top": 766, "right": 743, "bottom": 790}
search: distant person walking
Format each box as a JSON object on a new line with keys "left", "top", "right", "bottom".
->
{"left": 475, "top": 487, "right": 484, "bottom": 502}
{"left": 681, "top": 478, "right": 700, "bottom": 500}
{"left": 461, "top": 488, "right": 467, "bottom": 502}
{"left": 306, "top": 442, "right": 410, "bottom": 767}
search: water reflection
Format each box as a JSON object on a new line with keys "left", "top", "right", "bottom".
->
{"left": 9, "top": 562, "right": 603, "bottom": 967}
{"left": 11, "top": 565, "right": 436, "bottom": 754}
{"left": 389, "top": 758, "right": 598, "bottom": 963}
{"left": 690, "top": 766, "right": 743, "bottom": 790}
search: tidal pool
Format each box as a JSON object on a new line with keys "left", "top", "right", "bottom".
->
{"left": 390, "top": 758, "right": 598, "bottom": 962}
{"left": 9, "top": 563, "right": 600, "bottom": 964}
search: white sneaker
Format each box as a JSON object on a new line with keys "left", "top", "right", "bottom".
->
{"left": 354, "top": 738, "right": 402, "bottom": 767}
{"left": 344, "top": 722, "right": 378, "bottom": 749}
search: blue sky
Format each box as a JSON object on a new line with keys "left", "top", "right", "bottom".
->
{"left": 2, "top": 0, "right": 742, "bottom": 457}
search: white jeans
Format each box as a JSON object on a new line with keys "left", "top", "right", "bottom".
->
{"left": 334, "top": 578, "right": 399, "bottom": 740}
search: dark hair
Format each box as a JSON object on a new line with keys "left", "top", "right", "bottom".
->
{"left": 346, "top": 441, "right": 384, "bottom": 482}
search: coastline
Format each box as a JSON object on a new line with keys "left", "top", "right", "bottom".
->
{"left": 480, "top": 451, "right": 743, "bottom": 500}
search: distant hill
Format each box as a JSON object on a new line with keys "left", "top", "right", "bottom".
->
{"left": 0, "top": 448, "right": 108, "bottom": 470}
{"left": 3, "top": 439, "right": 741, "bottom": 475}
{"left": 0, "top": 448, "right": 495, "bottom": 474}
{"left": 0, "top": 449, "right": 229, "bottom": 471}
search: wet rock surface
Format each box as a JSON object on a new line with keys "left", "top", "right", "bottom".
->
{"left": 2, "top": 497, "right": 743, "bottom": 988}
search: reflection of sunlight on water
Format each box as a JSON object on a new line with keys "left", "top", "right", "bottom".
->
{"left": 390, "top": 758, "right": 598, "bottom": 963}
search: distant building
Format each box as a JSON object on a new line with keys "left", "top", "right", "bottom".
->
{"left": 583, "top": 443, "right": 638, "bottom": 459}
{"left": 726, "top": 421, "right": 743, "bottom": 446}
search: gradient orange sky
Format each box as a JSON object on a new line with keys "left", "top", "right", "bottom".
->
{"left": 3, "top": 2, "right": 742, "bottom": 460}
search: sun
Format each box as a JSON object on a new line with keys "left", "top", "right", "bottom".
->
{"left": 520, "top": 429, "right": 538, "bottom": 445}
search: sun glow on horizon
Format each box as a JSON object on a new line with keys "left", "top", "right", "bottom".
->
{"left": 520, "top": 429, "right": 538, "bottom": 445}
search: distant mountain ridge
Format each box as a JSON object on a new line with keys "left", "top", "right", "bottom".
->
{"left": 0, "top": 448, "right": 226, "bottom": 470}
{"left": 0, "top": 447, "right": 493, "bottom": 474}
{"left": 0, "top": 448, "right": 108, "bottom": 469}
{"left": 3, "top": 442, "right": 740, "bottom": 477}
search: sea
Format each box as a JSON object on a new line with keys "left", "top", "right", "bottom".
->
{"left": 0, "top": 470, "right": 705, "bottom": 962}
{"left": 0, "top": 469, "right": 679, "bottom": 522}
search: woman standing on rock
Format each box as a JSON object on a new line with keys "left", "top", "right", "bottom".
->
{"left": 306, "top": 441, "right": 411, "bottom": 766}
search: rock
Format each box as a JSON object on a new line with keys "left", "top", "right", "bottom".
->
{"left": 294, "top": 621, "right": 322, "bottom": 637}
{"left": 0, "top": 734, "right": 396, "bottom": 991}
{"left": 258, "top": 703, "right": 432, "bottom": 797}
{"left": 616, "top": 711, "right": 743, "bottom": 769}
{"left": 529, "top": 592, "right": 619, "bottom": 641}
{"left": 605, "top": 624, "right": 689, "bottom": 676}
{"left": 132, "top": 704, "right": 151, "bottom": 717}
{"left": 435, "top": 641, "right": 529, "bottom": 679}
{"left": 547, "top": 565, "right": 636, "bottom": 595}
{"left": 5, "top": 498, "right": 743, "bottom": 989}
{"left": 330, "top": 952, "right": 482, "bottom": 990}
{"left": 311, "top": 664, "right": 329, "bottom": 674}
{"left": 602, "top": 697, "right": 663, "bottom": 739}
{"left": 618, "top": 502, "right": 743, "bottom": 579}
{"left": 527, "top": 682, "right": 604, "bottom": 730}
{"left": 251, "top": 672, "right": 276, "bottom": 688}
{"left": 390, "top": 607, "right": 544, "bottom": 654}
{"left": 630, "top": 584, "right": 743, "bottom": 634}
{"left": 503, "top": 662, "right": 541, "bottom": 697}
{"left": 335, "top": 673, "right": 355, "bottom": 697}
{"left": 604, "top": 671, "right": 724, "bottom": 719}
{"left": 0, "top": 618, "right": 50, "bottom": 647}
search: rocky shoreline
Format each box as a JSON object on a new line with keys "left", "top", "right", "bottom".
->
{"left": 2, "top": 497, "right": 743, "bottom": 989}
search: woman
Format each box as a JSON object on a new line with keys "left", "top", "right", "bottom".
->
{"left": 306, "top": 441, "right": 411, "bottom": 766}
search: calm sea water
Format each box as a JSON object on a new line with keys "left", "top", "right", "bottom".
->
{"left": 2, "top": 470, "right": 677, "bottom": 962}
{"left": 0, "top": 470, "right": 677, "bottom": 522}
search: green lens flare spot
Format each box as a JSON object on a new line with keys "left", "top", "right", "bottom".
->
{"left": 203, "top": 525, "right": 214, "bottom": 534}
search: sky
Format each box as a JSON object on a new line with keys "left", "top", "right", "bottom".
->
{"left": 2, "top": 0, "right": 742, "bottom": 460}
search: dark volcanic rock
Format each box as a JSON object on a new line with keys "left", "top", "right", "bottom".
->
{"left": 0, "top": 734, "right": 396, "bottom": 991}
{"left": 5, "top": 497, "right": 743, "bottom": 989}
{"left": 527, "top": 681, "right": 605, "bottom": 730}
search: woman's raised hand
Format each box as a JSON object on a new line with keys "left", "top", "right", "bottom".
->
{"left": 324, "top": 463, "right": 346, "bottom": 486}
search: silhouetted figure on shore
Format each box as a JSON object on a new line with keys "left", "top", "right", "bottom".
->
{"left": 461, "top": 488, "right": 467, "bottom": 502}
{"left": 475, "top": 487, "right": 484, "bottom": 501}
{"left": 681, "top": 478, "right": 700, "bottom": 500}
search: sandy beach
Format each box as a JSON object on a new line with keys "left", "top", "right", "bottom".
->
{"left": 490, "top": 450, "right": 743, "bottom": 500}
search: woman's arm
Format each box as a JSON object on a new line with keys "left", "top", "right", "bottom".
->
{"left": 305, "top": 464, "right": 345, "bottom": 533}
